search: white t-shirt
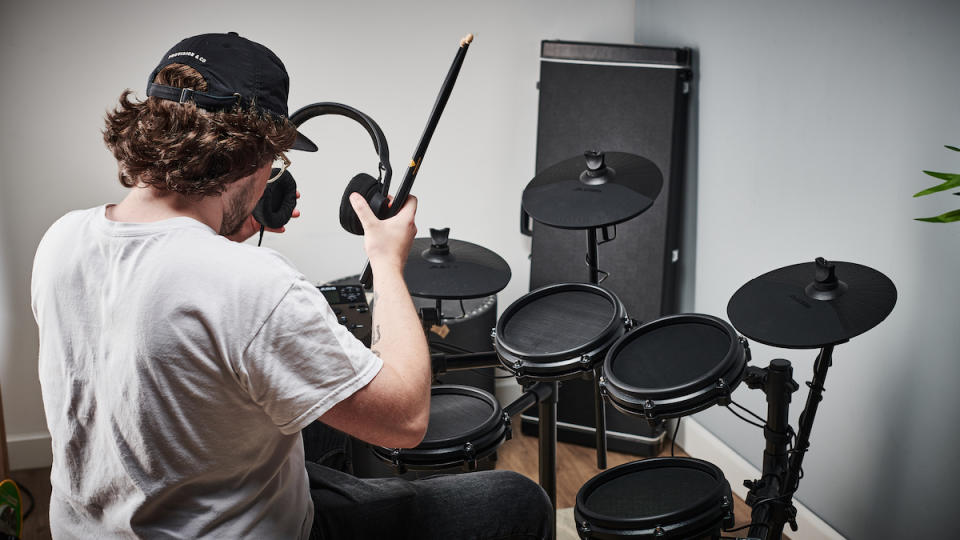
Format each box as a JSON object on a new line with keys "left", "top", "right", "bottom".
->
{"left": 31, "top": 205, "right": 382, "bottom": 539}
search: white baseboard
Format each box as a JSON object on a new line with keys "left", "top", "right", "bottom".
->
{"left": 6, "top": 431, "right": 52, "bottom": 471}
{"left": 675, "top": 418, "right": 845, "bottom": 540}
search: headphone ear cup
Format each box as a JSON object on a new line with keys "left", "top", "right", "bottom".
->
{"left": 253, "top": 169, "right": 298, "bottom": 229}
{"left": 340, "top": 173, "right": 386, "bottom": 235}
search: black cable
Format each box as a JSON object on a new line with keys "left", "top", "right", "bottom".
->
{"left": 729, "top": 398, "right": 767, "bottom": 425}
{"left": 257, "top": 225, "right": 265, "bottom": 246}
{"left": 727, "top": 398, "right": 801, "bottom": 489}
{"left": 671, "top": 417, "right": 680, "bottom": 457}
{"left": 725, "top": 405, "right": 766, "bottom": 429}
{"left": 751, "top": 492, "right": 793, "bottom": 508}
{"left": 583, "top": 253, "right": 611, "bottom": 284}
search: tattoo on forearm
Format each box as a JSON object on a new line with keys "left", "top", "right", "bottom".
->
{"left": 372, "top": 324, "right": 382, "bottom": 346}
{"left": 371, "top": 348, "right": 381, "bottom": 358}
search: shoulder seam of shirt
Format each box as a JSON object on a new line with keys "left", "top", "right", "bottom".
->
{"left": 235, "top": 279, "right": 299, "bottom": 386}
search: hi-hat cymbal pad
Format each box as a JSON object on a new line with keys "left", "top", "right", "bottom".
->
{"left": 403, "top": 228, "right": 512, "bottom": 300}
{"left": 522, "top": 150, "right": 663, "bottom": 230}
{"left": 727, "top": 258, "right": 897, "bottom": 349}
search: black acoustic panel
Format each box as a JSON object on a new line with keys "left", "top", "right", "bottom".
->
{"left": 531, "top": 53, "right": 689, "bottom": 321}
{"left": 527, "top": 40, "right": 693, "bottom": 455}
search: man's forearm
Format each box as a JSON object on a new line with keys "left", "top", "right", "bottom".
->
{"left": 369, "top": 266, "right": 431, "bottom": 398}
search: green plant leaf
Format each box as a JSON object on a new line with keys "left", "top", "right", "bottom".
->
{"left": 946, "top": 145, "right": 960, "bottom": 152}
{"left": 923, "top": 170, "right": 959, "bottom": 181}
{"left": 916, "top": 209, "right": 960, "bottom": 223}
{"left": 914, "top": 171, "right": 960, "bottom": 197}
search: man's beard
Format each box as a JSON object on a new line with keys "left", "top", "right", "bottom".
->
{"left": 219, "top": 178, "right": 260, "bottom": 236}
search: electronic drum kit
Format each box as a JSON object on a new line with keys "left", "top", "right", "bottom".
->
{"left": 275, "top": 32, "right": 898, "bottom": 540}
{"left": 363, "top": 148, "right": 897, "bottom": 540}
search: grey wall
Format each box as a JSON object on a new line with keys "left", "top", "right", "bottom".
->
{"left": 0, "top": 0, "right": 636, "bottom": 466}
{"left": 636, "top": 0, "right": 960, "bottom": 538}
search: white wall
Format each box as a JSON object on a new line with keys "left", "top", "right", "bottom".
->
{"left": 636, "top": 0, "right": 959, "bottom": 538}
{"left": 0, "top": 0, "right": 636, "bottom": 467}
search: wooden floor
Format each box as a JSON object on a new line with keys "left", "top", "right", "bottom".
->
{"left": 495, "top": 414, "right": 787, "bottom": 539}
{"left": 8, "top": 467, "right": 51, "bottom": 540}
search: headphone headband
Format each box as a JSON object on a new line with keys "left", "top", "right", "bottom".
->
{"left": 289, "top": 102, "right": 392, "bottom": 192}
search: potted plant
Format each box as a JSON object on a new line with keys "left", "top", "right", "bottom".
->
{"left": 914, "top": 145, "right": 960, "bottom": 223}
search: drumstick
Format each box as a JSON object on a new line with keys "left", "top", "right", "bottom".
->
{"left": 360, "top": 33, "right": 474, "bottom": 289}
{"left": 386, "top": 33, "right": 474, "bottom": 217}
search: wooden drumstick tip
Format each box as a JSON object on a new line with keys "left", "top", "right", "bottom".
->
{"left": 460, "top": 33, "right": 474, "bottom": 47}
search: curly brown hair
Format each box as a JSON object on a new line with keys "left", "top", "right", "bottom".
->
{"left": 103, "top": 63, "right": 298, "bottom": 196}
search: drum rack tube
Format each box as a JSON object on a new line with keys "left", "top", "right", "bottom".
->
{"left": 743, "top": 359, "right": 799, "bottom": 540}
{"left": 430, "top": 350, "right": 500, "bottom": 375}
{"left": 499, "top": 380, "right": 560, "bottom": 537}
{"left": 586, "top": 226, "right": 609, "bottom": 470}
{"left": 743, "top": 346, "right": 835, "bottom": 539}
{"left": 502, "top": 382, "right": 555, "bottom": 421}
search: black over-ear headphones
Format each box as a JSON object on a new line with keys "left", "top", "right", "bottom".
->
{"left": 253, "top": 168, "right": 298, "bottom": 231}
{"left": 266, "top": 102, "right": 392, "bottom": 236}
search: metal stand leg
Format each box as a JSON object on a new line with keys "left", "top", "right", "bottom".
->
{"left": 593, "top": 366, "right": 607, "bottom": 469}
{"left": 539, "top": 381, "right": 559, "bottom": 537}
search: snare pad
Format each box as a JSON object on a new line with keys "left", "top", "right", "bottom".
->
{"left": 372, "top": 385, "right": 509, "bottom": 471}
{"left": 495, "top": 283, "right": 627, "bottom": 380}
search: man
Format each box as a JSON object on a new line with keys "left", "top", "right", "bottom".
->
{"left": 31, "top": 32, "right": 551, "bottom": 539}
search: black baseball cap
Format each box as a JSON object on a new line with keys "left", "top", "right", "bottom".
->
{"left": 146, "top": 32, "right": 317, "bottom": 152}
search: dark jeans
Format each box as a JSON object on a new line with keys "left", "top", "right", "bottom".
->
{"left": 306, "top": 462, "right": 553, "bottom": 540}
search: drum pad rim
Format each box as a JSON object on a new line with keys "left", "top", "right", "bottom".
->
{"left": 416, "top": 385, "right": 503, "bottom": 449}
{"left": 603, "top": 313, "right": 743, "bottom": 399}
{"left": 496, "top": 282, "right": 624, "bottom": 362}
{"left": 575, "top": 457, "right": 729, "bottom": 532}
